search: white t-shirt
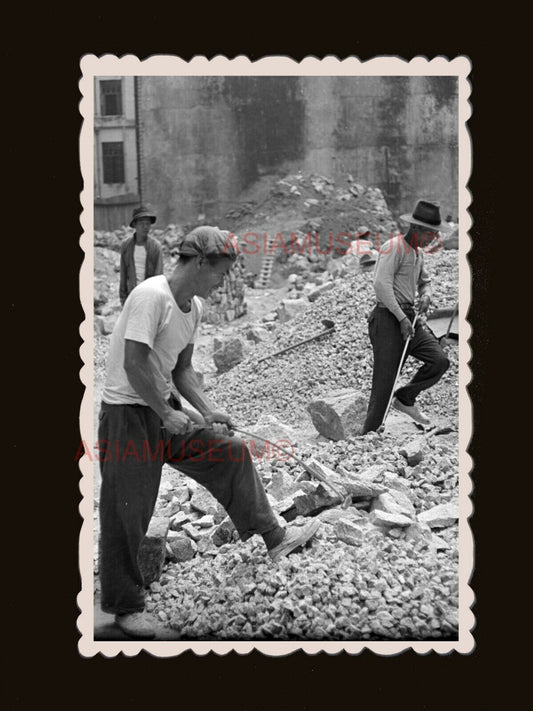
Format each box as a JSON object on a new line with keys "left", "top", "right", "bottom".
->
{"left": 103, "top": 275, "right": 204, "bottom": 405}
{"left": 134, "top": 244, "right": 146, "bottom": 283}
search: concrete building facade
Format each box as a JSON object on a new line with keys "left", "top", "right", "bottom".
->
{"left": 94, "top": 76, "right": 140, "bottom": 230}
{"left": 94, "top": 75, "right": 458, "bottom": 230}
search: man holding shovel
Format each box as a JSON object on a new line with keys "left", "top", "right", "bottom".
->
{"left": 360, "top": 200, "right": 450, "bottom": 434}
{"left": 98, "top": 226, "right": 319, "bottom": 639}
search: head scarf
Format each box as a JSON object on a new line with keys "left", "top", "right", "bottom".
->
{"left": 175, "top": 226, "right": 238, "bottom": 261}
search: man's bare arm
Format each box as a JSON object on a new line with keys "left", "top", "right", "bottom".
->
{"left": 172, "top": 343, "right": 217, "bottom": 417}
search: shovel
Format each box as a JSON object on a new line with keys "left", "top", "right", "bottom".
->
{"left": 257, "top": 319, "right": 335, "bottom": 364}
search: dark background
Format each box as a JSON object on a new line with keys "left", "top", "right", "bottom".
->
{"left": 5, "top": 16, "right": 502, "bottom": 709}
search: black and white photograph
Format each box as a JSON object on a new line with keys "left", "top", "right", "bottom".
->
{"left": 77, "top": 55, "right": 473, "bottom": 655}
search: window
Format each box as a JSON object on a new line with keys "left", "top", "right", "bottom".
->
{"left": 102, "top": 142, "right": 125, "bottom": 184}
{"left": 100, "top": 80, "right": 123, "bottom": 116}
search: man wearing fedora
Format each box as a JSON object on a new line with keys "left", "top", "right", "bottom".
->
{"left": 361, "top": 199, "right": 451, "bottom": 433}
{"left": 99, "top": 226, "right": 320, "bottom": 639}
{"left": 119, "top": 205, "right": 164, "bottom": 306}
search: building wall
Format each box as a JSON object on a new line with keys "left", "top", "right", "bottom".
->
{"left": 94, "top": 76, "right": 140, "bottom": 229}
{"left": 137, "top": 75, "right": 458, "bottom": 227}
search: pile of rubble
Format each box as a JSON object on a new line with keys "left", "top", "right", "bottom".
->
{"left": 128, "top": 421, "right": 458, "bottom": 640}
{"left": 226, "top": 172, "right": 399, "bottom": 259}
{"left": 206, "top": 247, "right": 459, "bottom": 428}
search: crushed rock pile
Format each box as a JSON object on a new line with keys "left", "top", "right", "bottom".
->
{"left": 224, "top": 172, "right": 399, "bottom": 256}
{"left": 208, "top": 247, "right": 459, "bottom": 428}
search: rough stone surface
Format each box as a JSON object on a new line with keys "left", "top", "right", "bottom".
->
{"left": 307, "top": 389, "right": 368, "bottom": 441}
{"left": 168, "top": 534, "right": 197, "bottom": 562}
{"left": 418, "top": 503, "right": 459, "bottom": 528}
{"left": 211, "top": 516, "right": 237, "bottom": 546}
{"left": 335, "top": 518, "right": 365, "bottom": 546}
{"left": 138, "top": 516, "right": 170, "bottom": 586}
{"left": 213, "top": 337, "right": 246, "bottom": 373}
{"left": 308, "top": 282, "right": 334, "bottom": 303}
{"left": 190, "top": 488, "right": 223, "bottom": 517}
{"left": 370, "top": 510, "right": 413, "bottom": 528}
{"left": 371, "top": 490, "right": 416, "bottom": 520}
{"left": 399, "top": 438, "right": 426, "bottom": 466}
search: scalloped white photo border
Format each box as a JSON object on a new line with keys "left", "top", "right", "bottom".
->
{"left": 78, "top": 54, "right": 473, "bottom": 657}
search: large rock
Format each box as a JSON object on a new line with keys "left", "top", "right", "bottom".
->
{"left": 399, "top": 437, "right": 426, "bottom": 466}
{"left": 138, "top": 516, "right": 170, "bottom": 585}
{"left": 246, "top": 414, "right": 300, "bottom": 453}
{"left": 418, "top": 502, "right": 459, "bottom": 528}
{"left": 307, "top": 389, "right": 368, "bottom": 441}
{"left": 213, "top": 337, "right": 246, "bottom": 373}
{"left": 371, "top": 490, "right": 416, "bottom": 519}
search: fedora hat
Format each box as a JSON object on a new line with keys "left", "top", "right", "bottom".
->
{"left": 130, "top": 205, "right": 157, "bottom": 228}
{"left": 400, "top": 200, "right": 447, "bottom": 231}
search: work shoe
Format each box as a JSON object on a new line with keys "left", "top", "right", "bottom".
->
{"left": 268, "top": 519, "right": 320, "bottom": 563}
{"left": 114, "top": 611, "right": 156, "bottom": 639}
{"left": 392, "top": 398, "right": 431, "bottom": 425}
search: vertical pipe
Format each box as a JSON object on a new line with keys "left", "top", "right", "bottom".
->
{"left": 134, "top": 76, "right": 143, "bottom": 203}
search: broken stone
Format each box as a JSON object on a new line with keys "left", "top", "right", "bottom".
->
{"left": 318, "top": 507, "right": 363, "bottom": 526}
{"left": 431, "top": 533, "right": 450, "bottom": 550}
{"left": 332, "top": 464, "right": 388, "bottom": 498}
{"left": 369, "top": 510, "right": 412, "bottom": 528}
{"left": 182, "top": 522, "right": 203, "bottom": 541}
{"left": 138, "top": 516, "right": 170, "bottom": 586}
{"left": 418, "top": 502, "right": 459, "bottom": 528}
{"left": 169, "top": 510, "right": 190, "bottom": 531}
{"left": 268, "top": 470, "right": 300, "bottom": 501}
{"left": 307, "top": 389, "right": 368, "bottom": 441}
{"left": 335, "top": 518, "right": 365, "bottom": 546}
{"left": 190, "top": 488, "right": 222, "bottom": 517}
{"left": 307, "top": 282, "right": 334, "bottom": 303}
{"left": 168, "top": 534, "right": 197, "bottom": 562}
{"left": 399, "top": 437, "right": 426, "bottom": 466}
{"left": 211, "top": 516, "right": 236, "bottom": 546}
{"left": 404, "top": 521, "right": 433, "bottom": 543}
{"left": 245, "top": 326, "right": 269, "bottom": 343}
{"left": 196, "top": 514, "right": 215, "bottom": 528}
{"left": 293, "top": 481, "right": 343, "bottom": 516}
{"left": 371, "top": 490, "right": 416, "bottom": 520}
{"left": 213, "top": 337, "right": 246, "bottom": 373}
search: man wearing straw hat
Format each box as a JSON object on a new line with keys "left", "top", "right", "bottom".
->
{"left": 361, "top": 200, "right": 451, "bottom": 434}
{"left": 119, "top": 205, "right": 164, "bottom": 306}
{"left": 99, "top": 226, "right": 319, "bottom": 639}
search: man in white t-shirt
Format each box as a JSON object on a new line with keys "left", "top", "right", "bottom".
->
{"left": 98, "top": 226, "right": 320, "bottom": 639}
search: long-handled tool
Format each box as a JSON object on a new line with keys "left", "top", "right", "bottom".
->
{"left": 185, "top": 421, "right": 347, "bottom": 499}
{"left": 257, "top": 319, "right": 335, "bottom": 364}
{"left": 379, "top": 313, "right": 418, "bottom": 432}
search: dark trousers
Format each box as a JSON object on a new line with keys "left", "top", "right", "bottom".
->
{"left": 98, "top": 400, "right": 279, "bottom": 615}
{"left": 362, "top": 307, "right": 449, "bottom": 434}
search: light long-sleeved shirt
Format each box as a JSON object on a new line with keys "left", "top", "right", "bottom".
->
{"left": 373, "top": 234, "right": 432, "bottom": 321}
